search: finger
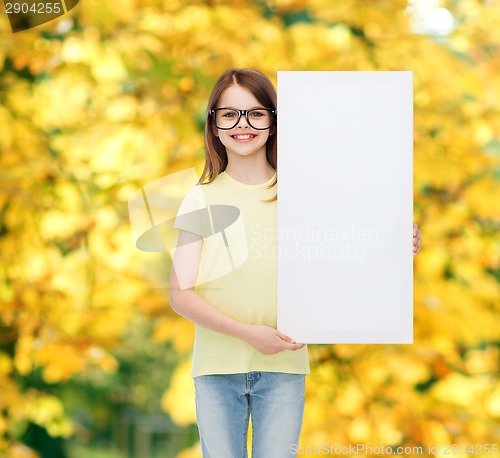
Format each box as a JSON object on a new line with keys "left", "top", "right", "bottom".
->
{"left": 284, "top": 342, "right": 304, "bottom": 351}
{"left": 277, "top": 332, "right": 296, "bottom": 344}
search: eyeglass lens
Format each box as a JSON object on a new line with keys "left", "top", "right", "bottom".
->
{"left": 214, "top": 109, "right": 272, "bottom": 129}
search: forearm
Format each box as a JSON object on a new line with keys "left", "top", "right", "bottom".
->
{"left": 170, "top": 289, "right": 253, "bottom": 343}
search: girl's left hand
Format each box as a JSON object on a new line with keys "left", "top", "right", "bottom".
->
{"left": 413, "top": 222, "right": 422, "bottom": 256}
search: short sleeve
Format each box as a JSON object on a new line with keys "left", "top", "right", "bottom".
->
{"left": 173, "top": 185, "right": 212, "bottom": 238}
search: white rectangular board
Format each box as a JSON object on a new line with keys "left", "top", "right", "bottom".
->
{"left": 277, "top": 71, "right": 413, "bottom": 344}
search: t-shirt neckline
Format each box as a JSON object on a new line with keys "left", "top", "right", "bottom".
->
{"left": 223, "top": 170, "right": 276, "bottom": 188}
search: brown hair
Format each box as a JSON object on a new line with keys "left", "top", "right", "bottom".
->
{"left": 198, "top": 68, "right": 277, "bottom": 202}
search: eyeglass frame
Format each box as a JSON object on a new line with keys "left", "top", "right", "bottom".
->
{"left": 209, "top": 107, "right": 277, "bottom": 130}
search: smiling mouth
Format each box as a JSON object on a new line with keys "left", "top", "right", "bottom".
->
{"left": 231, "top": 134, "right": 256, "bottom": 140}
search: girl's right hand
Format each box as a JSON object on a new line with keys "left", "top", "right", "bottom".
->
{"left": 245, "top": 325, "right": 305, "bottom": 355}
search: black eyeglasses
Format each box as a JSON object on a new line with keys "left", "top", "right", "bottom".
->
{"left": 210, "top": 108, "right": 276, "bottom": 130}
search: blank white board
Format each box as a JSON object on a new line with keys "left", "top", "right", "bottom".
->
{"left": 277, "top": 71, "right": 413, "bottom": 344}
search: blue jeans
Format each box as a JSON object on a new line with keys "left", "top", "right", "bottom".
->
{"left": 194, "top": 371, "right": 305, "bottom": 458}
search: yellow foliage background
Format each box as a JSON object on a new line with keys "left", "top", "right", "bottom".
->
{"left": 1, "top": 0, "right": 499, "bottom": 457}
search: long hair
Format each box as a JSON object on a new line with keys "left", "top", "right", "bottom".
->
{"left": 199, "top": 68, "right": 277, "bottom": 202}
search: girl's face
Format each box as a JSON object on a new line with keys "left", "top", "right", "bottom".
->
{"left": 214, "top": 84, "right": 271, "bottom": 161}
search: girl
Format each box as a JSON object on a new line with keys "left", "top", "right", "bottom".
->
{"left": 169, "top": 68, "right": 422, "bottom": 458}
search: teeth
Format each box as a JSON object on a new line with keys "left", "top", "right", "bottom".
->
{"left": 233, "top": 135, "right": 254, "bottom": 139}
